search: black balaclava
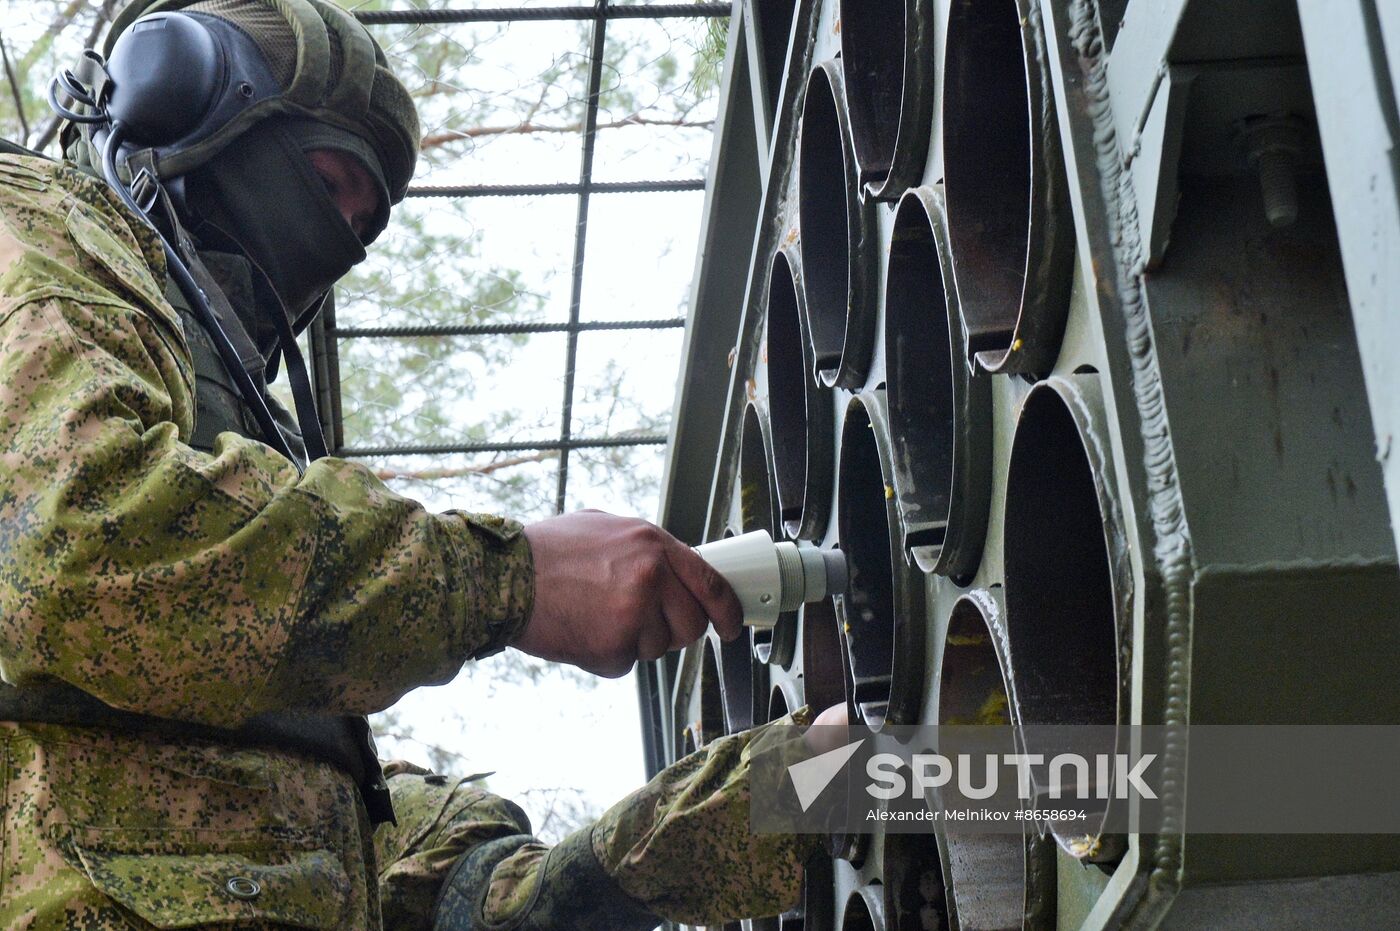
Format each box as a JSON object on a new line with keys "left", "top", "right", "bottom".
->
{"left": 181, "top": 114, "right": 386, "bottom": 328}
{"left": 61, "top": 0, "right": 417, "bottom": 464}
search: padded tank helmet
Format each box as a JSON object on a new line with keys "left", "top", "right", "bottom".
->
{"left": 63, "top": 0, "right": 419, "bottom": 242}
{"left": 51, "top": 0, "right": 422, "bottom": 463}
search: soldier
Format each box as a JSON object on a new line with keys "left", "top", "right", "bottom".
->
{"left": 0, "top": 0, "right": 832, "bottom": 928}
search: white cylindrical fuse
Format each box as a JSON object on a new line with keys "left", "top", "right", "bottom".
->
{"left": 694, "top": 530, "right": 848, "bottom": 628}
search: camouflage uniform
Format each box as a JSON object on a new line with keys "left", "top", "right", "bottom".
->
{"left": 0, "top": 154, "right": 820, "bottom": 928}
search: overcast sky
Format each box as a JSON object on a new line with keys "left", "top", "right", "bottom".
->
{"left": 356, "top": 8, "right": 724, "bottom": 836}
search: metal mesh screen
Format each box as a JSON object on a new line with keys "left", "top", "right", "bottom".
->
{"left": 313, "top": 1, "right": 730, "bottom": 518}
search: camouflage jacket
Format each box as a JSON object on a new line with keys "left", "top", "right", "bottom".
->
{"left": 0, "top": 152, "right": 537, "bottom": 928}
{"left": 0, "top": 154, "right": 535, "bottom": 729}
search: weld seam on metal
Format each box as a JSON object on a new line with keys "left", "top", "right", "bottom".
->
{"left": 1069, "top": 0, "right": 1192, "bottom": 897}
{"left": 1195, "top": 554, "right": 1400, "bottom": 574}
{"left": 1124, "top": 64, "right": 1168, "bottom": 167}
{"left": 406, "top": 180, "right": 707, "bottom": 198}
{"left": 355, "top": 4, "right": 731, "bottom": 25}
{"left": 333, "top": 318, "right": 686, "bottom": 339}
{"left": 338, "top": 435, "right": 668, "bottom": 458}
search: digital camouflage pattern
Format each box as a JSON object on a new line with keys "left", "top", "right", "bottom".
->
{"left": 588, "top": 704, "right": 821, "bottom": 926}
{"left": 373, "top": 760, "right": 533, "bottom": 928}
{"left": 0, "top": 724, "right": 533, "bottom": 929}
{"left": 1, "top": 722, "right": 378, "bottom": 929}
{"left": 435, "top": 707, "right": 823, "bottom": 929}
{"left": 0, "top": 154, "right": 825, "bottom": 928}
{"left": 437, "top": 830, "right": 658, "bottom": 931}
{"left": 0, "top": 154, "right": 534, "bottom": 730}
{"left": 0, "top": 717, "right": 822, "bottom": 929}
{"left": 0, "top": 153, "right": 532, "bottom": 927}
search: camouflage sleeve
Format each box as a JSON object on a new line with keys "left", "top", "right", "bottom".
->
{"left": 0, "top": 156, "right": 534, "bottom": 729}
{"left": 588, "top": 706, "right": 825, "bottom": 925}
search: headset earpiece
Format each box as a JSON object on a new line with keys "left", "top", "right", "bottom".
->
{"left": 103, "top": 11, "right": 277, "bottom": 152}
{"left": 48, "top": 11, "right": 304, "bottom": 466}
{"left": 106, "top": 14, "right": 223, "bottom": 146}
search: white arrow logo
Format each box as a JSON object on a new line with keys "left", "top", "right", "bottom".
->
{"left": 787, "top": 739, "right": 865, "bottom": 812}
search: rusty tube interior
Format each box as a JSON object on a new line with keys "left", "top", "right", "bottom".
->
{"left": 741, "top": 405, "right": 790, "bottom": 671}
{"left": 1005, "top": 386, "right": 1121, "bottom": 855}
{"left": 938, "top": 597, "right": 1025, "bottom": 931}
{"left": 801, "top": 594, "right": 850, "bottom": 717}
{"left": 719, "top": 629, "right": 756, "bottom": 734}
{"left": 837, "top": 401, "right": 897, "bottom": 727}
{"left": 1004, "top": 387, "right": 1118, "bottom": 735}
{"left": 839, "top": 0, "right": 907, "bottom": 189}
{"left": 740, "top": 404, "right": 777, "bottom": 536}
{"left": 767, "top": 250, "right": 830, "bottom": 540}
{"left": 798, "top": 66, "right": 854, "bottom": 383}
{"left": 803, "top": 856, "right": 836, "bottom": 928}
{"left": 885, "top": 192, "right": 958, "bottom": 569}
{"left": 699, "top": 636, "right": 726, "bottom": 746}
{"left": 882, "top": 833, "right": 949, "bottom": 929}
{"left": 942, "top": 0, "right": 1033, "bottom": 361}
{"left": 712, "top": 519, "right": 758, "bottom": 734}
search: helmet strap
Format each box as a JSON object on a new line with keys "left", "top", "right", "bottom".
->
{"left": 155, "top": 188, "right": 329, "bottom": 464}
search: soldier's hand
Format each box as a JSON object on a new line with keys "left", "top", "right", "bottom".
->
{"left": 513, "top": 510, "right": 745, "bottom": 677}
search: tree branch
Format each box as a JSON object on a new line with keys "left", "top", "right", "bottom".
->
{"left": 17, "top": 0, "right": 85, "bottom": 72}
{"left": 31, "top": 0, "right": 116, "bottom": 153}
{"left": 0, "top": 34, "right": 30, "bottom": 140}
{"left": 373, "top": 449, "right": 558, "bottom": 482}
{"left": 421, "top": 113, "right": 713, "bottom": 150}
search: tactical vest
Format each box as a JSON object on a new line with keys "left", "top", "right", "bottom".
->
{"left": 0, "top": 239, "right": 394, "bottom": 825}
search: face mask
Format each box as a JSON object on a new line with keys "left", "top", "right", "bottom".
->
{"left": 183, "top": 116, "right": 368, "bottom": 320}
